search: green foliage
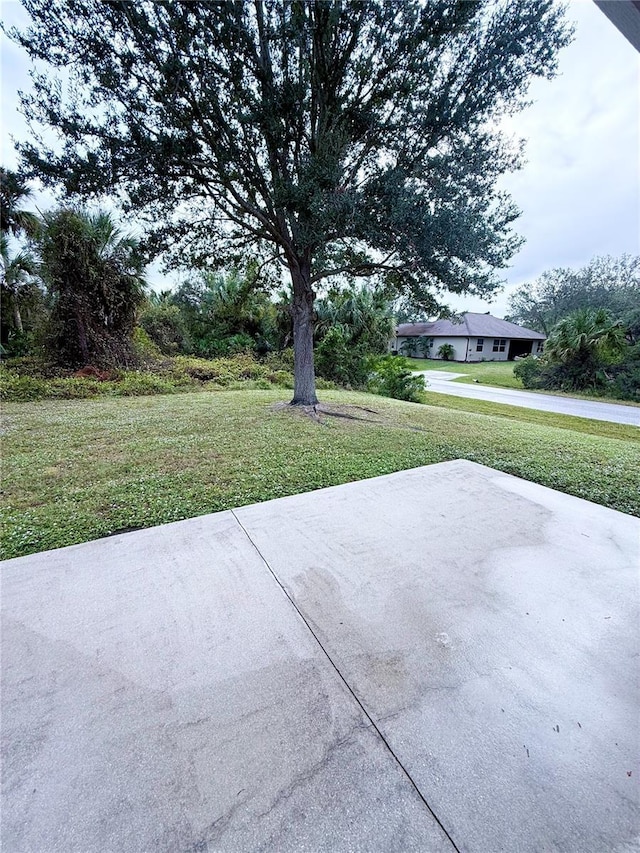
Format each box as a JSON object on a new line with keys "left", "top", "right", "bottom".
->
{"left": 113, "top": 373, "right": 180, "bottom": 397}
{"left": 0, "top": 167, "right": 41, "bottom": 238}
{"left": 507, "top": 255, "right": 639, "bottom": 334}
{"left": 12, "top": 0, "right": 571, "bottom": 403}
{"left": 138, "top": 302, "right": 190, "bottom": 355}
{"left": 315, "top": 326, "right": 369, "bottom": 388}
{"left": 0, "top": 371, "right": 49, "bottom": 401}
{"left": 315, "top": 285, "right": 394, "bottom": 354}
{"left": 0, "top": 351, "right": 296, "bottom": 401}
{"left": 400, "top": 337, "right": 419, "bottom": 358}
{"left": 608, "top": 343, "right": 640, "bottom": 402}
{"left": 1, "top": 227, "right": 46, "bottom": 354}
{"left": 171, "top": 267, "right": 279, "bottom": 358}
{"left": 37, "top": 208, "right": 147, "bottom": 368}
{"left": 437, "top": 343, "right": 455, "bottom": 361}
{"left": 513, "top": 356, "right": 543, "bottom": 389}
{"left": 513, "top": 310, "right": 638, "bottom": 401}
{"left": 543, "top": 308, "right": 627, "bottom": 391}
{"left": 367, "top": 355, "right": 426, "bottom": 402}
{"left": 131, "top": 326, "right": 162, "bottom": 360}
{"left": 314, "top": 284, "right": 394, "bottom": 387}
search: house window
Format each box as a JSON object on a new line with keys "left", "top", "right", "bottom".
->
{"left": 536, "top": 341, "right": 544, "bottom": 353}
{"left": 476, "top": 338, "right": 484, "bottom": 352}
{"left": 492, "top": 338, "right": 506, "bottom": 352}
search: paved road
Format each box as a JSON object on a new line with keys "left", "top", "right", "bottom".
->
{"left": 417, "top": 371, "right": 639, "bottom": 426}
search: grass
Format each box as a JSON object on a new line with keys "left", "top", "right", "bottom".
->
{"left": 406, "top": 358, "right": 523, "bottom": 388}
{"left": 2, "top": 388, "right": 638, "bottom": 560}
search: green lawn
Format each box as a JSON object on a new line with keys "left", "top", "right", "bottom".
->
{"left": 406, "top": 358, "right": 523, "bottom": 388}
{"left": 2, "top": 388, "right": 638, "bottom": 560}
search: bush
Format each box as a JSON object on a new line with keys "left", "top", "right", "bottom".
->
{"left": 169, "top": 353, "right": 267, "bottom": 384}
{"left": 138, "top": 304, "right": 190, "bottom": 355}
{"left": 437, "top": 343, "right": 455, "bottom": 361}
{"left": 610, "top": 367, "right": 640, "bottom": 402}
{"left": 266, "top": 369, "right": 294, "bottom": 389}
{"left": 47, "top": 378, "right": 103, "bottom": 399}
{"left": 263, "top": 348, "right": 294, "bottom": 370}
{"left": 367, "top": 355, "right": 426, "bottom": 402}
{"left": 114, "top": 372, "right": 181, "bottom": 396}
{"left": 0, "top": 372, "right": 49, "bottom": 401}
{"left": 315, "top": 327, "right": 370, "bottom": 387}
{"left": 513, "top": 356, "right": 543, "bottom": 389}
{"left": 0, "top": 356, "right": 60, "bottom": 379}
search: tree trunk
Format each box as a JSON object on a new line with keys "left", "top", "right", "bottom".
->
{"left": 289, "top": 261, "right": 318, "bottom": 406}
{"left": 75, "top": 310, "right": 90, "bottom": 365}
{"left": 13, "top": 302, "right": 24, "bottom": 335}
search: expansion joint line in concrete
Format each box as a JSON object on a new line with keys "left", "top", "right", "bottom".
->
{"left": 230, "top": 510, "right": 461, "bottom": 853}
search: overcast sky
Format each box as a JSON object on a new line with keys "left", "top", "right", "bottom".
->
{"left": 1, "top": 0, "right": 638, "bottom": 315}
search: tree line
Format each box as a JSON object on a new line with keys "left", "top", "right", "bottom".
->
{"left": 1, "top": 168, "right": 396, "bottom": 390}
{"left": 2, "top": 164, "right": 638, "bottom": 400}
{"left": 508, "top": 257, "right": 639, "bottom": 400}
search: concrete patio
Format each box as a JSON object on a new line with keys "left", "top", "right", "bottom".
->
{"left": 2, "top": 460, "right": 638, "bottom": 852}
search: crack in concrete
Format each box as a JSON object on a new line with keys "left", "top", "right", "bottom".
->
{"left": 230, "top": 509, "right": 462, "bottom": 853}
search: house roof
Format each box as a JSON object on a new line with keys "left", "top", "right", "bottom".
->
{"left": 594, "top": 1, "right": 640, "bottom": 53}
{"left": 396, "top": 313, "right": 546, "bottom": 340}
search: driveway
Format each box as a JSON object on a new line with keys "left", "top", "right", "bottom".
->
{"left": 2, "top": 461, "right": 638, "bottom": 852}
{"left": 418, "top": 370, "right": 639, "bottom": 426}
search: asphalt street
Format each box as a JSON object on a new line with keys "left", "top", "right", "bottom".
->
{"left": 418, "top": 371, "right": 639, "bottom": 426}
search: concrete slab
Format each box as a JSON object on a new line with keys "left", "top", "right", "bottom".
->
{"left": 235, "top": 461, "right": 640, "bottom": 853}
{"left": 1, "top": 512, "right": 454, "bottom": 852}
{"left": 2, "top": 461, "right": 639, "bottom": 852}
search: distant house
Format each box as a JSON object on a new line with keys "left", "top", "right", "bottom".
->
{"left": 394, "top": 313, "right": 546, "bottom": 362}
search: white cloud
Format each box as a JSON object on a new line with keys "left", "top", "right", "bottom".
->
{"left": 449, "top": 0, "right": 639, "bottom": 317}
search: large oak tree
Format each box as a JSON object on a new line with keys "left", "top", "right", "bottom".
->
{"left": 12, "top": 0, "right": 570, "bottom": 404}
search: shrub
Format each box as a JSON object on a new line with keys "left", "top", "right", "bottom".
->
{"left": 0, "top": 356, "right": 60, "bottom": 379}
{"left": 315, "top": 327, "right": 369, "bottom": 387}
{"left": 138, "top": 304, "right": 190, "bottom": 354}
{"left": 367, "top": 355, "right": 426, "bottom": 402}
{"left": 170, "top": 353, "right": 267, "bottom": 383}
{"left": 610, "top": 367, "right": 640, "bottom": 402}
{"left": 513, "top": 355, "right": 544, "bottom": 389}
{"left": 47, "top": 378, "right": 103, "bottom": 399}
{"left": 0, "top": 372, "right": 49, "bottom": 401}
{"left": 437, "top": 343, "right": 455, "bottom": 361}
{"left": 113, "top": 372, "right": 180, "bottom": 396}
{"left": 264, "top": 348, "right": 294, "bottom": 370}
{"left": 267, "top": 369, "right": 294, "bottom": 389}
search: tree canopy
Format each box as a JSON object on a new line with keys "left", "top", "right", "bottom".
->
{"left": 12, "top": 0, "right": 571, "bottom": 403}
{"left": 506, "top": 255, "right": 640, "bottom": 335}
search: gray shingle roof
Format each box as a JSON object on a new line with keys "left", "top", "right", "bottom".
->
{"left": 396, "top": 313, "right": 545, "bottom": 340}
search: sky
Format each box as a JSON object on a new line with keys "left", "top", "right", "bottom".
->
{"left": 1, "top": 0, "right": 638, "bottom": 316}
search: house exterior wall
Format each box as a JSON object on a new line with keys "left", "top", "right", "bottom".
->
{"left": 429, "top": 336, "right": 469, "bottom": 361}
{"left": 468, "top": 336, "right": 510, "bottom": 362}
{"left": 394, "top": 335, "right": 542, "bottom": 361}
{"left": 395, "top": 335, "right": 468, "bottom": 360}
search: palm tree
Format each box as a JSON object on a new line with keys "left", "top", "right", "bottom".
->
{"left": 544, "top": 308, "right": 627, "bottom": 389}
{"left": 38, "top": 208, "right": 147, "bottom": 366}
{"left": 0, "top": 168, "right": 41, "bottom": 238}
{"left": 315, "top": 285, "right": 394, "bottom": 353}
{"left": 1, "top": 169, "right": 42, "bottom": 345}
{"left": 0, "top": 233, "right": 37, "bottom": 335}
